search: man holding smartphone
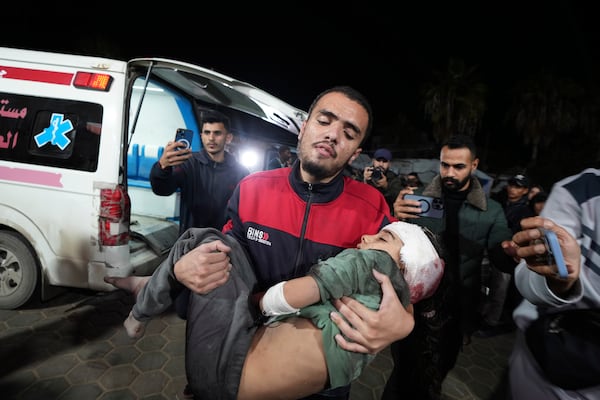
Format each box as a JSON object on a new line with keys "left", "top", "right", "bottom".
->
{"left": 149, "top": 109, "right": 249, "bottom": 397}
{"left": 383, "top": 135, "right": 515, "bottom": 400}
{"left": 502, "top": 168, "right": 600, "bottom": 398}
{"left": 151, "top": 109, "right": 249, "bottom": 236}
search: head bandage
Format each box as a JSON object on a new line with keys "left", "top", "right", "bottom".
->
{"left": 382, "top": 222, "right": 444, "bottom": 303}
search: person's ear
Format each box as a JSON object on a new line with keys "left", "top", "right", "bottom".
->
{"left": 349, "top": 148, "right": 362, "bottom": 164}
{"left": 297, "top": 121, "right": 306, "bottom": 141}
{"left": 226, "top": 132, "right": 233, "bottom": 145}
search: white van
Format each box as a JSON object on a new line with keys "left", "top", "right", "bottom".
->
{"left": 0, "top": 47, "right": 306, "bottom": 309}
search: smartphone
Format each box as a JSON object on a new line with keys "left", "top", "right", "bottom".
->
{"left": 404, "top": 194, "right": 444, "bottom": 218}
{"left": 174, "top": 128, "right": 193, "bottom": 150}
{"left": 541, "top": 229, "right": 569, "bottom": 278}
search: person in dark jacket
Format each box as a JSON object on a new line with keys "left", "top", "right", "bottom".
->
{"left": 149, "top": 109, "right": 249, "bottom": 235}
{"left": 149, "top": 109, "right": 248, "bottom": 398}
{"left": 384, "top": 135, "right": 515, "bottom": 400}
{"left": 267, "top": 144, "right": 292, "bottom": 169}
{"left": 493, "top": 174, "right": 535, "bottom": 234}
{"left": 477, "top": 173, "right": 535, "bottom": 337}
{"left": 362, "top": 147, "right": 405, "bottom": 213}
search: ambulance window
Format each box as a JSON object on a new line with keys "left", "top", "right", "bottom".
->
{"left": 0, "top": 93, "right": 102, "bottom": 171}
{"left": 129, "top": 78, "right": 199, "bottom": 151}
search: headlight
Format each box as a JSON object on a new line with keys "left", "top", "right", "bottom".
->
{"left": 239, "top": 149, "right": 259, "bottom": 168}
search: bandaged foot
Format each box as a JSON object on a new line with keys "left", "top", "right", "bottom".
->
{"left": 124, "top": 310, "right": 147, "bottom": 338}
{"left": 104, "top": 275, "right": 150, "bottom": 298}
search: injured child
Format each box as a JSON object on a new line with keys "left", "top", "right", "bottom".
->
{"left": 105, "top": 221, "right": 444, "bottom": 400}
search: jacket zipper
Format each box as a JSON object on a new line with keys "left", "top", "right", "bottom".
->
{"left": 293, "top": 182, "right": 313, "bottom": 277}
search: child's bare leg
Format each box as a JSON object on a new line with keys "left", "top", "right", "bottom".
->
{"left": 104, "top": 275, "right": 150, "bottom": 298}
{"left": 237, "top": 317, "right": 328, "bottom": 400}
{"left": 104, "top": 276, "right": 151, "bottom": 338}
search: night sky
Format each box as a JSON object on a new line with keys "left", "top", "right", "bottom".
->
{"left": 3, "top": 3, "right": 597, "bottom": 115}
{"left": 2, "top": 2, "right": 598, "bottom": 179}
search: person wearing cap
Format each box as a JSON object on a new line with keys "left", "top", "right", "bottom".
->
{"left": 503, "top": 174, "right": 535, "bottom": 231}
{"left": 489, "top": 173, "right": 536, "bottom": 234}
{"left": 105, "top": 221, "right": 444, "bottom": 398}
{"left": 363, "top": 148, "right": 405, "bottom": 213}
{"left": 477, "top": 173, "right": 536, "bottom": 338}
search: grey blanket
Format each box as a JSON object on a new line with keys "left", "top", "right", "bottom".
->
{"left": 134, "top": 228, "right": 257, "bottom": 400}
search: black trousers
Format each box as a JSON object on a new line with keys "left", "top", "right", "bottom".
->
{"left": 381, "top": 304, "right": 461, "bottom": 400}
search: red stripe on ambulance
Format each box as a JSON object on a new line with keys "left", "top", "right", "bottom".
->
{"left": 0, "top": 66, "right": 73, "bottom": 85}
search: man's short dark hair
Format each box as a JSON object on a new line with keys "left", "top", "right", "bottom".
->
{"left": 201, "top": 110, "right": 231, "bottom": 132}
{"left": 307, "top": 86, "right": 373, "bottom": 143}
{"left": 441, "top": 135, "right": 477, "bottom": 158}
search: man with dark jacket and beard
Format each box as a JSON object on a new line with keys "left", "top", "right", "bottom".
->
{"left": 383, "top": 135, "right": 515, "bottom": 400}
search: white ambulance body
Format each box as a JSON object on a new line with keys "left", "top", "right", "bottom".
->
{"left": 0, "top": 47, "right": 306, "bottom": 309}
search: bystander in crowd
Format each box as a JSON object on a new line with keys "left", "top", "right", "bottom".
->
{"left": 384, "top": 135, "right": 515, "bottom": 400}
{"left": 477, "top": 173, "right": 534, "bottom": 337}
{"left": 267, "top": 144, "right": 292, "bottom": 169}
{"left": 363, "top": 148, "right": 405, "bottom": 213}
{"left": 502, "top": 167, "right": 600, "bottom": 399}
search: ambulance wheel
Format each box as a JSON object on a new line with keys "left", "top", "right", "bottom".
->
{"left": 0, "top": 231, "right": 39, "bottom": 309}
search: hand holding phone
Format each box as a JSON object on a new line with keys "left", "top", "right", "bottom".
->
{"left": 175, "top": 128, "right": 193, "bottom": 150}
{"left": 403, "top": 194, "right": 444, "bottom": 218}
{"left": 543, "top": 229, "right": 569, "bottom": 278}
{"left": 531, "top": 229, "right": 568, "bottom": 278}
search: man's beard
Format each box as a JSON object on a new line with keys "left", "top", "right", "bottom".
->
{"left": 297, "top": 141, "right": 342, "bottom": 181}
{"left": 301, "top": 158, "right": 335, "bottom": 181}
{"left": 442, "top": 175, "right": 471, "bottom": 192}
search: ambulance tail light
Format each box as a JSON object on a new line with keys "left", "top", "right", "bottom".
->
{"left": 99, "top": 185, "right": 130, "bottom": 246}
{"left": 73, "top": 72, "right": 113, "bottom": 91}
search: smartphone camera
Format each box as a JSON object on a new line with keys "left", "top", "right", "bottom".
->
{"left": 175, "top": 128, "right": 193, "bottom": 150}
{"left": 403, "top": 194, "right": 444, "bottom": 218}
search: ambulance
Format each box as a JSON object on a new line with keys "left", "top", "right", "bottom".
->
{"left": 0, "top": 47, "right": 306, "bottom": 309}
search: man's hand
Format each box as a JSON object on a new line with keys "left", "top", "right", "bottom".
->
{"left": 173, "top": 240, "right": 232, "bottom": 294}
{"left": 501, "top": 216, "right": 581, "bottom": 295}
{"left": 393, "top": 188, "right": 421, "bottom": 220}
{"left": 373, "top": 173, "right": 388, "bottom": 189}
{"left": 330, "top": 269, "right": 415, "bottom": 354}
{"left": 159, "top": 140, "right": 192, "bottom": 169}
{"left": 363, "top": 166, "right": 373, "bottom": 183}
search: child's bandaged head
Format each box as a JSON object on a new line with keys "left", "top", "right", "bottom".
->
{"left": 382, "top": 222, "right": 444, "bottom": 303}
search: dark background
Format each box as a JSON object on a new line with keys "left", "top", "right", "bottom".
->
{"left": 2, "top": 1, "right": 599, "bottom": 187}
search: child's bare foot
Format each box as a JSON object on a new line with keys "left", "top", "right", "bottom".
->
{"left": 104, "top": 276, "right": 150, "bottom": 298}
{"left": 124, "top": 311, "right": 146, "bottom": 338}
